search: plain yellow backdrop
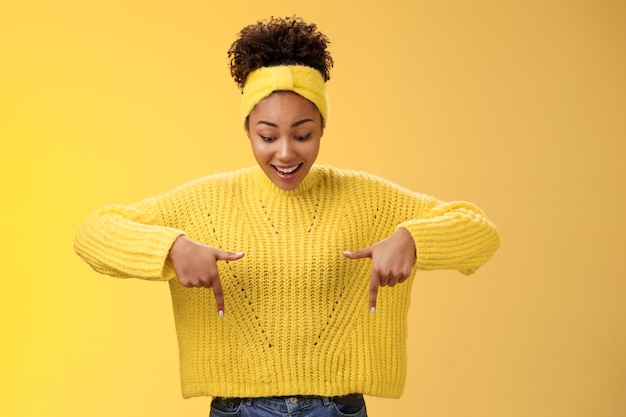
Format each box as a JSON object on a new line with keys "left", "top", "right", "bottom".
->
{"left": 2, "top": 0, "right": 625, "bottom": 416}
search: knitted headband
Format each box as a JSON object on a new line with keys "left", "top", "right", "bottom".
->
{"left": 241, "top": 65, "right": 329, "bottom": 127}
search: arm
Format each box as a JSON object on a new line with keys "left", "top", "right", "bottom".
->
{"left": 397, "top": 199, "right": 500, "bottom": 275}
{"left": 74, "top": 196, "right": 245, "bottom": 314}
{"left": 344, "top": 183, "right": 500, "bottom": 310}
{"left": 74, "top": 199, "right": 185, "bottom": 280}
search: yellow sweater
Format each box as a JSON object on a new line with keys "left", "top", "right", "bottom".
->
{"left": 74, "top": 165, "right": 499, "bottom": 399}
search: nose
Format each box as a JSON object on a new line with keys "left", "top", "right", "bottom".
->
{"left": 276, "top": 138, "right": 296, "bottom": 161}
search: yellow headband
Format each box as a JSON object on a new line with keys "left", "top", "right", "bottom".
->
{"left": 241, "top": 65, "right": 329, "bottom": 127}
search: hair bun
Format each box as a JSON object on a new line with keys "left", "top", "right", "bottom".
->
{"left": 228, "top": 16, "right": 333, "bottom": 90}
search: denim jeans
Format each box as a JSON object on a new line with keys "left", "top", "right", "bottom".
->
{"left": 209, "top": 395, "right": 367, "bottom": 417}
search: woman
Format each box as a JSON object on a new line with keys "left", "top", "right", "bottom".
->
{"left": 74, "top": 16, "right": 500, "bottom": 417}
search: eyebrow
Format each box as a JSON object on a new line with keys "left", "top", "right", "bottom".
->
{"left": 256, "top": 118, "right": 315, "bottom": 128}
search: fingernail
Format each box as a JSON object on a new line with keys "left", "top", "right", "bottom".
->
{"left": 235, "top": 252, "right": 244, "bottom": 256}
{"left": 218, "top": 309, "right": 224, "bottom": 318}
{"left": 343, "top": 251, "right": 352, "bottom": 255}
{"left": 370, "top": 306, "right": 376, "bottom": 314}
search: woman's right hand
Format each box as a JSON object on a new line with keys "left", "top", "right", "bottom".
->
{"left": 167, "top": 236, "right": 244, "bottom": 316}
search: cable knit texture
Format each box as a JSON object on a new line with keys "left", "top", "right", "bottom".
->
{"left": 74, "top": 165, "right": 500, "bottom": 399}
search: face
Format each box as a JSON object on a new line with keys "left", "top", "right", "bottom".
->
{"left": 247, "top": 91, "right": 323, "bottom": 190}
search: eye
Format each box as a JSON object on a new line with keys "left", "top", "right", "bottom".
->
{"left": 260, "top": 135, "right": 276, "bottom": 143}
{"left": 295, "top": 133, "right": 311, "bottom": 141}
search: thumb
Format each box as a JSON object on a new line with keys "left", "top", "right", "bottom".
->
{"left": 215, "top": 250, "right": 245, "bottom": 261}
{"left": 343, "top": 246, "right": 373, "bottom": 260}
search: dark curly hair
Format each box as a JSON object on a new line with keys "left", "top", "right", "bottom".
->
{"left": 228, "top": 16, "right": 333, "bottom": 90}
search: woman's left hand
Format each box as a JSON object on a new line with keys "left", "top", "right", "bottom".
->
{"left": 343, "top": 228, "right": 417, "bottom": 312}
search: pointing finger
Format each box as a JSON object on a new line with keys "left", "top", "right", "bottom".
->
{"left": 211, "top": 250, "right": 243, "bottom": 317}
{"left": 211, "top": 274, "right": 225, "bottom": 317}
{"left": 369, "top": 270, "right": 380, "bottom": 313}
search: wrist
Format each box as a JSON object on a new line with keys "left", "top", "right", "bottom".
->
{"left": 168, "top": 235, "right": 189, "bottom": 263}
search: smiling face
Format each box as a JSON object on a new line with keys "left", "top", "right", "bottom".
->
{"left": 246, "top": 91, "right": 324, "bottom": 190}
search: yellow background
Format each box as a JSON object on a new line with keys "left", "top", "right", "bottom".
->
{"left": 2, "top": 0, "right": 625, "bottom": 416}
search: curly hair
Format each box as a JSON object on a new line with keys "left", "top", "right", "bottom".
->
{"left": 228, "top": 16, "right": 333, "bottom": 90}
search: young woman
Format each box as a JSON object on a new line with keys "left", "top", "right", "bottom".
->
{"left": 74, "top": 16, "right": 500, "bottom": 417}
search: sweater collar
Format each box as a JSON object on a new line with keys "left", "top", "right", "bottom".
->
{"left": 250, "top": 165, "right": 324, "bottom": 195}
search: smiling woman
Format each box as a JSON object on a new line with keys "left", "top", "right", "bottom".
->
{"left": 73, "top": 15, "right": 500, "bottom": 417}
{"left": 247, "top": 92, "right": 322, "bottom": 191}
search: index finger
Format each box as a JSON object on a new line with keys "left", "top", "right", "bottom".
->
{"left": 211, "top": 275, "right": 225, "bottom": 317}
{"left": 369, "top": 270, "right": 380, "bottom": 313}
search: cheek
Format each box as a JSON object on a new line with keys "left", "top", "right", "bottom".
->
{"left": 249, "top": 140, "right": 267, "bottom": 162}
{"left": 304, "top": 140, "right": 321, "bottom": 159}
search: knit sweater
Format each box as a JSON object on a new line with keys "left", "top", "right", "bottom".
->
{"left": 74, "top": 165, "right": 500, "bottom": 399}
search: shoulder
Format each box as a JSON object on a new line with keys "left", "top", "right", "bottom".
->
{"left": 316, "top": 165, "right": 411, "bottom": 193}
{"left": 159, "top": 167, "right": 255, "bottom": 198}
{"left": 316, "top": 165, "right": 380, "bottom": 182}
{"left": 315, "top": 166, "right": 437, "bottom": 214}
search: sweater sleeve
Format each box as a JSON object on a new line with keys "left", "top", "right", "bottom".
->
{"left": 397, "top": 197, "right": 500, "bottom": 275}
{"left": 73, "top": 198, "right": 185, "bottom": 281}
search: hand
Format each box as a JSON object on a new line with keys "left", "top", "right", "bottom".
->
{"left": 168, "top": 236, "right": 244, "bottom": 316}
{"left": 343, "top": 228, "right": 416, "bottom": 312}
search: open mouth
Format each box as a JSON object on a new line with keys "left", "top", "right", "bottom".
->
{"left": 272, "top": 164, "right": 303, "bottom": 178}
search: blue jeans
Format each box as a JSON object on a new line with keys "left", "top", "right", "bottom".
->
{"left": 209, "top": 395, "right": 367, "bottom": 417}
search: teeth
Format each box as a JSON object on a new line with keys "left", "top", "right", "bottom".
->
{"left": 275, "top": 165, "right": 300, "bottom": 174}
